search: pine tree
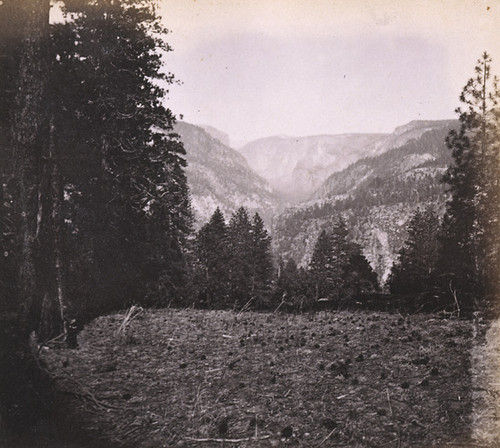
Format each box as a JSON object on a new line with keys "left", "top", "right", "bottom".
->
{"left": 388, "top": 207, "right": 440, "bottom": 297}
{"left": 250, "top": 212, "right": 274, "bottom": 306}
{"left": 0, "top": 0, "right": 54, "bottom": 431}
{"left": 49, "top": 0, "right": 193, "bottom": 319}
{"left": 226, "top": 207, "right": 253, "bottom": 307}
{"left": 347, "top": 242, "right": 379, "bottom": 298}
{"left": 309, "top": 229, "right": 336, "bottom": 301}
{"left": 195, "top": 208, "right": 229, "bottom": 308}
{"left": 438, "top": 53, "right": 500, "bottom": 314}
{"left": 309, "top": 216, "right": 378, "bottom": 306}
{"left": 274, "top": 257, "right": 312, "bottom": 311}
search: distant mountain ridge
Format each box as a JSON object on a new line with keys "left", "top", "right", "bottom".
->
{"left": 313, "top": 120, "right": 457, "bottom": 200}
{"left": 178, "top": 118, "right": 459, "bottom": 283}
{"left": 198, "top": 124, "right": 231, "bottom": 147}
{"left": 237, "top": 120, "right": 458, "bottom": 203}
{"left": 272, "top": 120, "right": 459, "bottom": 282}
{"left": 238, "top": 133, "right": 386, "bottom": 201}
{"left": 174, "top": 121, "right": 279, "bottom": 226}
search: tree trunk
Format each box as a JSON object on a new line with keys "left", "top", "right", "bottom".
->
{"left": 38, "top": 118, "right": 67, "bottom": 341}
{"left": 12, "top": 0, "right": 51, "bottom": 337}
{"left": 0, "top": 0, "right": 52, "bottom": 434}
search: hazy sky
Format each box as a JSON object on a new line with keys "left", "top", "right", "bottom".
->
{"left": 158, "top": 0, "right": 500, "bottom": 147}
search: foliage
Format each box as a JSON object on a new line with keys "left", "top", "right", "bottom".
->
{"left": 249, "top": 212, "right": 274, "bottom": 306}
{"left": 46, "top": 0, "right": 193, "bottom": 324}
{"left": 387, "top": 207, "right": 440, "bottom": 299}
{"left": 308, "top": 216, "right": 378, "bottom": 306}
{"left": 274, "top": 257, "right": 313, "bottom": 311}
{"left": 193, "top": 207, "right": 274, "bottom": 309}
{"left": 195, "top": 207, "right": 230, "bottom": 308}
{"left": 226, "top": 207, "right": 254, "bottom": 306}
{"left": 438, "top": 52, "right": 500, "bottom": 315}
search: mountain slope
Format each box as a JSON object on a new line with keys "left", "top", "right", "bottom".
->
{"left": 238, "top": 120, "right": 458, "bottom": 203}
{"left": 175, "top": 122, "right": 279, "bottom": 225}
{"left": 198, "top": 124, "right": 231, "bottom": 147}
{"left": 239, "top": 134, "right": 385, "bottom": 201}
{"left": 273, "top": 120, "right": 459, "bottom": 282}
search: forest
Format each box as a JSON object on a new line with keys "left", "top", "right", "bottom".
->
{"left": 0, "top": 0, "right": 499, "bottom": 446}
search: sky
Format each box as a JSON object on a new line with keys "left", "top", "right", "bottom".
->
{"left": 159, "top": 0, "right": 500, "bottom": 147}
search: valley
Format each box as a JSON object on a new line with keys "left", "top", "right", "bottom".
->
{"left": 181, "top": 119, "right": 458, "bottom": 282}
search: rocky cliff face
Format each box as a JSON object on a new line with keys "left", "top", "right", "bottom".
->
{"left": 175, "top": 121, "right": 280, "bottom": 226}
{"left": 272, "top": 121, "right": 458, "bottom": 283}
{"left": 238, "top": 134, "right": 386, "bottom": 201}
{"left": 237, "top": 120, "right": 458, "bottom": 203}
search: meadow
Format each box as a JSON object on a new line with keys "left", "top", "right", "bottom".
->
{"left": 40, "top": 309, "right": 495, "bottom": 448}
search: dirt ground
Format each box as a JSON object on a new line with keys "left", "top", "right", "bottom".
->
{"left": 37, "top": 309, "right": 498, "bottom": 448}
{"left": 470, "top": 317, "right": 500, "bottom": 446}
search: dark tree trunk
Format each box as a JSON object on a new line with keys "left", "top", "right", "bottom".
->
{"left": 38, "top": 119, "right": 67, "bottom": 341}
{"left": 12, "top": 0, "right": 51, "bottom": 336}
{"left": 0, "top": 0, "right": 53, "bottom": 434}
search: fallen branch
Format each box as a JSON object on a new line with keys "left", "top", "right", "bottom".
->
{"left": 314, "top": 428, "right": 338, "bottom": 447}
{"left": 449, "top": 282, "right": 461, "bottom": 318}
{"left": 185, "top": 435, "right": 271, "bottom": 444}
{"left": 117, "top": 305, "right": 144, "bottom": 336}
{"left": 237, "top": 297, "right": 255, "bottom": 316}
{"left": 386, "top": 389, "right": 393, "bottom": 416}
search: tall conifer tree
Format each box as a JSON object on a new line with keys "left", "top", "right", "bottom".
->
{"left": 388, "top": 207, "right": 440, "bottom": 297}
{"left": 250, "top": 212, "right": 274, "bottom": 304}
{"left": 49, "top": 0, "right": 192, "bottom": 319}
{"left": 226, "top": 207, "right": 253, "bottom": 306}
{"left": 309, "top": 216, "right": 378, "bottom": 305}
{"left": 438, "top": 53, "right": 500, "bottom": 313}
{"left": 195, "top": 207, "right": 229, "bottom": 307}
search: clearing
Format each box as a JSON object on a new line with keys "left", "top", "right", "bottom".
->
{"left": 39, "top": 309, "right": 498, "bottom": 447}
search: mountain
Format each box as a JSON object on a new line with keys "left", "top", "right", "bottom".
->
{"left": 272, "top": 120, "right": 459, "bottom": 283}
{"left": 198, "top": 125, "right": 231, "bottom": 147}
{"left": 239, "top": 120, "right": 459, "bottom": 203}
{"left": 175, "top": 121, "right": 279, "bottom": 226}
{"left": 313, "top": 120, "right": 457, "bottom": 200}
{"left": 238, "top": 134, "right": 385, "bottom": 201}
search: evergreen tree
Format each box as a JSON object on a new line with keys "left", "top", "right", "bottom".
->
{"left": 274, "top": 257, "right": 312, "bottom": 311}
{"left": 48, "top": 0, "right": 192, "bottom": 321}
{"left": 195, "top": 208, "right": 229, "bottom": 308}
{"left": 275, "top": 257, "right": 297, "bottom": 300}
{"left": 226, "top": 207, "right": 253, "bottom": 307}
{"left": 347, "top": 242, "right": 379, "bottom": 298}
{"left": 438, "top": 53, "right": 500, "bottom": 314}
{"left": 309, "top": 216, "right": 378, "bottom": 305}
{"left": 250, "top": 212, "right": 274, "bottom": 305}
{"left": 309, "top": 229, "right": 336, "bottom": 300}
{"left": 388, "top": 207, "right": 440, "bottom": 297}
{"left": 0, "top": 0, "right": 54, "bottom": 431}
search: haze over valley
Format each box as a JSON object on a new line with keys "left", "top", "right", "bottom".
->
{"left": 180, "top": 117, "right": 458, "bottom": 281}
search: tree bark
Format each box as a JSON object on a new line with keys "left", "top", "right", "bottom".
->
{"left": 12, "top": 0, "right": 51, "bottom": 336}
{"left": 0, "top": 0, "right": 52, "bottom": 433}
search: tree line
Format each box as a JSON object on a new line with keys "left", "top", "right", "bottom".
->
{"left": 189, "top": 207, "right": 379, "bottom": 312}
{"left": 387, "top": 53, "right": 500, "bottom": 317}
